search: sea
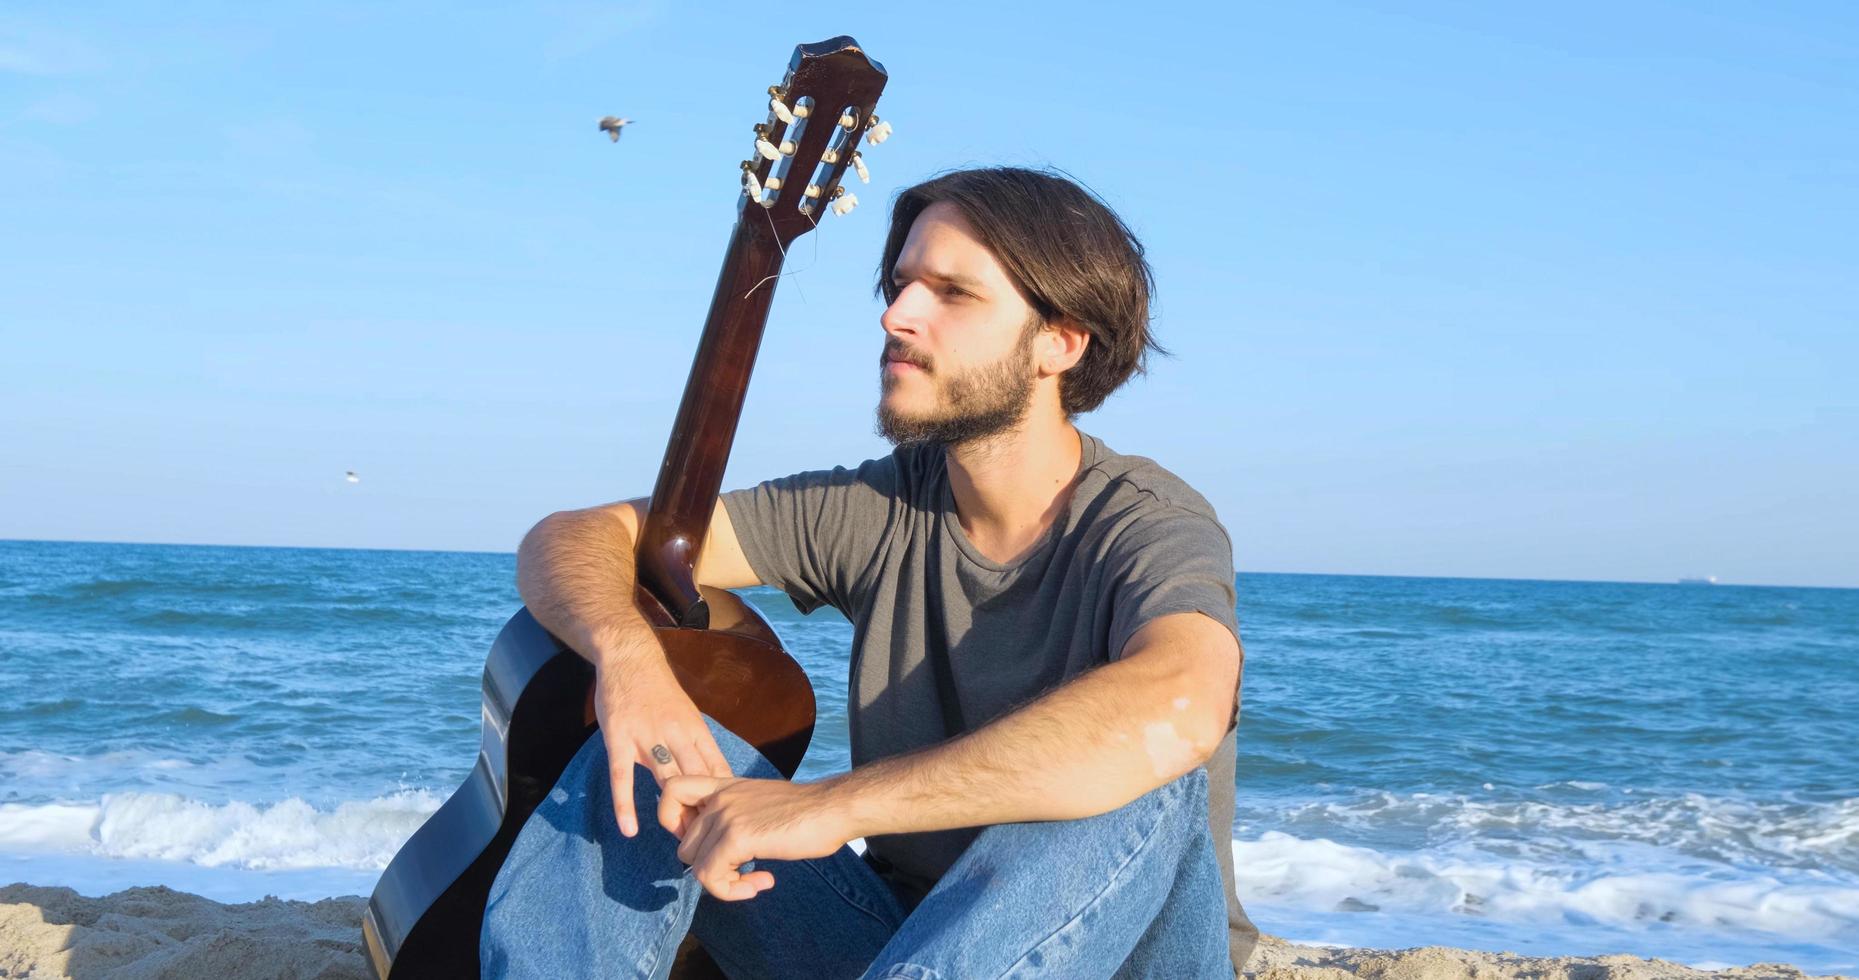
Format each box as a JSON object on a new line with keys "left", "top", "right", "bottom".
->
{"left": 1, "top": 539, "right": 1854, "bottom": 972}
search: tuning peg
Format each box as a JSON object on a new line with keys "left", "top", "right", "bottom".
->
{"left": 866, "top": 115, "right": 892, "bottom": 145}
{"left": 851, "top": 151, "right": 869, "bottom": 184}
{"left": 778, "top": 139, "right": 797, "bottom": 156}
{"left": 754, "top": 138, "right": 780, "bottom": 161}
{"left": 832, "top": 190, "right": 859, "bottom": 216}
{"left": 839, "top": 110, "right": 859, "bottom": 129}
{"left": 770, "top": 97, "right": 796, "bottom": 125}
{"left": 743, "top": 169, "right": 764, "bottom": 201}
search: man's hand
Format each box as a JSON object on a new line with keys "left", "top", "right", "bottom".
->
{"left": 593, "top": 651, "right": 734, "bottom": 838}
{"left": 658, "top": 776, "right": 856, "bottom": 901}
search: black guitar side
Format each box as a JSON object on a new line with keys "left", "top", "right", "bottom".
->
{"left": 360, "top": 607, "right": 590, "bottom": 979}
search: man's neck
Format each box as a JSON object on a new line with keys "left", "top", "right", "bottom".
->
{"left": 943, "top": 412, "right": 1083, "bottom": 566}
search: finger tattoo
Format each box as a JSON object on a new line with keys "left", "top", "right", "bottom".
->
{"left": 651, "top": 744, "right": 674, "bottom": 766}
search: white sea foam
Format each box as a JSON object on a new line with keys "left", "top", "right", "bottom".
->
{"left": 4, "top": 784, "right": 1857, "bottom": 955}
{"left": 1230, "top": 830, "right": 1859, "bottom": 945}
{"left": 0, "top": 790, "right": 441, "bottom": 872}
{"left": 0, "top": 748, "right": 194, "bottom": 782}
{"left": 1258, "top": 790, "right": 1859, "bottom": 875}
{"left": 0, "top": 803, "right": 98, "bottom": 850}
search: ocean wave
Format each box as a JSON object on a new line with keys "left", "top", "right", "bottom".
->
{"left": 124, "top": 604, "right": 469, "bottom": 630}
{"left": 3, "top": 784, "right": 1857, "bottom": 951}
{"left": 1, "top": 698, "right": 86, "bottom": 718}
{"left": 1252, "top": 790, "right": 1859, "bottom": 876}
{"left": 152, "top": 706, "right": 242, "bottom": 726}
{"left": 0, "top": 790, "right": 441, "bottom": 871}
{"left": 44, "top": 578, "right": 166, "bottom": 600}
{"left": 0, "top": 748, "right": 198, "bottom": 786}
{"left": 1230, "top": 831, "right": 1859, "bottom": 945}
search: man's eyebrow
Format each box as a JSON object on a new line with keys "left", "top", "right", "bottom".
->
{"left": 892, "top": 266, "right": 987, "bottom": 291}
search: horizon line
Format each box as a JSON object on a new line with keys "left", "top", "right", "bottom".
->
{"left": 3, "top": 536, "right": 1852, "bottom": 593}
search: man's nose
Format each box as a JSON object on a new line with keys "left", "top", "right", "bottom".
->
{"left": 881, "top": 282, "right": 929, "bottom": 338}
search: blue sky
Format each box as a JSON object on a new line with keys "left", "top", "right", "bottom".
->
{"left": 3, "top": 2, "right": 1855, "bottom": 587}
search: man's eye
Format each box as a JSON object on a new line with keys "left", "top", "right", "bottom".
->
{"left": 941, "top": 285, "right": 968, "bottom": 299}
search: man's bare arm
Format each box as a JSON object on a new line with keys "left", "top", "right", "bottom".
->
{"left": 516, "top": 500, "right": 658, "bottom": 668}
{"left": 514, "top": 496, "right": 761, "bottom": 837}
{"left": 517, "top": 496, "right": 760, "bottom": 662}
{"left": 828, "top": 611, "right": 1242, "bottom": 834}
{"left": 660, "top": 611, "right": 1242, "bottom": 900}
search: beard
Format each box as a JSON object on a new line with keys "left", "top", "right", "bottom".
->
{"left": 875, "top": 323, "right": 1039, "bottom": 447}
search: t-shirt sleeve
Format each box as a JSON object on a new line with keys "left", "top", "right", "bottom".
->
{"left": 719, "top": 456, "right": 898, "bottom": 615}
{"left": 1105, "top": 506, "right": 1241, "bottom": 667}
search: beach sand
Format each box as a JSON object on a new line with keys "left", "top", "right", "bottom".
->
{"left": 1, "top": 881, "right": 1850, "bottom": 980}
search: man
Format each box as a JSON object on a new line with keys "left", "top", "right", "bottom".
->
{"left": 481, "top": 167, "right": 1256, "bottom": 978}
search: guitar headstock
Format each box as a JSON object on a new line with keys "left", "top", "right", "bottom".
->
{"left": 740, "top": 36, "right": 889, "bottom": 245}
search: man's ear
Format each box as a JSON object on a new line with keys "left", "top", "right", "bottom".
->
{"left": 1038, "top": 318, "right": 1090, "bottom": 378}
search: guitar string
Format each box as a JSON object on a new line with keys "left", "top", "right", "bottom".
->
{"left": 742, "top": 201, "right": 823, "bottom": 301}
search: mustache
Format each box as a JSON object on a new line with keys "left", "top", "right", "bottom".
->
{"left": 880, "top": 341, "right": 932, "bottom": 372}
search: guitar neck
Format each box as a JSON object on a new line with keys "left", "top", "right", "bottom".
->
{"left": 636, "top": 212, "right": 787, "bottom": 627}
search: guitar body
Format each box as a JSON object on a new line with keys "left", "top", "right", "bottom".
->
{"left": 362, "top": 36, "right": 886, "bottom": 979}
{"left": 361, "top": 589, "right": 815, "bottom": 980}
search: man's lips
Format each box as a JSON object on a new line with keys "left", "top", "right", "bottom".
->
{"left": 882, "top": 350, "right": 929, "bottom": 374}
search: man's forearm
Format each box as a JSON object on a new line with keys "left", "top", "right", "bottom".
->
{"left": 822, "top": 617, "right": 1240, "bottom": 838}
{"left": 516, "top": 509, "right": 661, "bottom": 667}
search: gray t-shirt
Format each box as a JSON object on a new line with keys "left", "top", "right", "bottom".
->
{"left": 721, "top": 432, "right": 1257, "bottom": 968}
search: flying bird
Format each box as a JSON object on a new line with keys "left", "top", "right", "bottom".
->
{"left": 597, "top": 116, "right": 633, "bottom": 142}
{"left": 345, "top": 471, "right": 361, "bottom": 484}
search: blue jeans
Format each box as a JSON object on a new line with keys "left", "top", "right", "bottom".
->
{"left": 481, "top": 717, "right": 1233, "bottom": 979}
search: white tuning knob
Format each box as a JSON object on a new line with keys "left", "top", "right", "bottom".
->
{"left": 866, "top": 118, "right": 892, "bottom": 145}
{"left": 851, "top": 151, "right": 869, "bottom": 184}
{"left": 743, "top": 170, "right": 764, "bottom": 201}
{"left": 754, "top": 139, "right": 780, "bottom": 161}
{"left": 832, "top": 191, "right": 859, "bottom": 216}
{"left": 770, "top": 97, "right": 796, "bottom": 125}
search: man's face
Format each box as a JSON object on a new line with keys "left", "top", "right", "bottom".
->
{"left": 876, "top": 202, "right": 1043, "bottom": 447}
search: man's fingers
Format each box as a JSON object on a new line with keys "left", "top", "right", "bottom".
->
{"left": 608, "top": 741, "right": 638, "bottom": 838}
{"left": 696, "top": 835, "right": 767, "bottom": 902}
{"left": 657, "top": 786, "right": 691, "bottom": 838}
{"left": 663, "top": 775, "right": 723, "bottom": 804}
{"left": 682, "top": 804, "right": 733, "bottom": 870}
{"left": 657, "top": 774, "right": 716, "bottom": 838}
{"left": 695, "top": 733, "right": 734, "bottom": 779}
{"left": 696, "top": 857, "right": 760, "bottom": 902}
{"left": 669, "top": 739, "right": 708, "bottom": 780}
{"left": 670, "top": 802, "right": 773, "bottom": 903}
{"left": 675, "top": 809, "right": 714, "bottom": 867}
{"left": 643, "top": 739, "right": 682, "bottom": 787}
{"left": 711, "top": 875, "right": 766, "bottom": 902}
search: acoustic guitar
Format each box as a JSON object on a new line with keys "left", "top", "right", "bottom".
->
{"left": 361, "top": 36, "right": 888, "bottom": 979}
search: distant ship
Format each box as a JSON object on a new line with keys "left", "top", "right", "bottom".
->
{"left": 1678, "top": 576, "right": 1718, "bottom": 585}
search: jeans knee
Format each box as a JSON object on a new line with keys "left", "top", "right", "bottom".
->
{"left": 1170, "top": 766, "right": 1209, "bottom": 807}
{"left": 1124, "top": 766, "right": 1208, "bottom": 824}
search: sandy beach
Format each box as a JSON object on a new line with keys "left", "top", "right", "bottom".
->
{"left": 2, "top": 881, "right": 1849, "bottom": 980}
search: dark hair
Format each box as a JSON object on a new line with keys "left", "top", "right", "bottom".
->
{"left": 876, "top": 167, "right": 1164, "bottom": 416}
